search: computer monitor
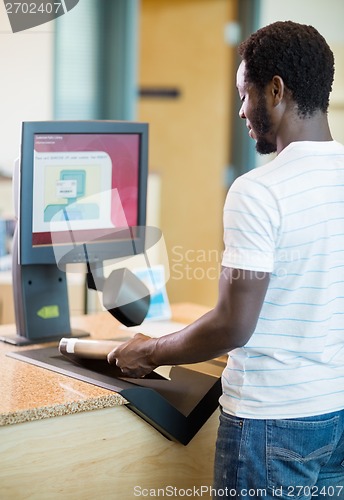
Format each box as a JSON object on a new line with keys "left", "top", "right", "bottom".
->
{"left": 2, "top": 121, "right": 150, "bottom": 345}
{"left": 21, "top": 120, "right": 148, "bottom": 266}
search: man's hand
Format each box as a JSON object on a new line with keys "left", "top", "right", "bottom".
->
{"left": 107, "top": 268, "right": 270, "bottom": 378}
{"left": 107, "top": 333, "right": 159, "bottom": 378}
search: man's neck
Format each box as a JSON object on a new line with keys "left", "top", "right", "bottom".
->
{"left": 276, "top": 110, "right": 332, "bottom": 154}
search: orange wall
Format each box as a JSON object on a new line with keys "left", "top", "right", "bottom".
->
{"left": 138, "top": 0, "right": 237, "bottom": 306}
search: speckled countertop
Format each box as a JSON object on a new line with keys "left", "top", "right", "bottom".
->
{"left": 0, "top": 303, "right": 208, "bottom": 427}
{"left": 0, "top": 312, "right": 127, "bottom": 426}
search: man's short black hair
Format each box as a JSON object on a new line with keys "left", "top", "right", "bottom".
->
{"left": 238, "top": 21, "right": 334, "bottom": 117}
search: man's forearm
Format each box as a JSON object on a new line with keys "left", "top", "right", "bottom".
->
{"left": 108, "top": 308, "right": 237, "bottom": 378}
{"left": 152, "top": 309, "right": 239, "bottom": 366}
{"left": 108, "top": 269, "right": 270, "bottom": 377}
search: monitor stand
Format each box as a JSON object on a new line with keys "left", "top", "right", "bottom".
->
{"left": 0, "top": 228, "right": 89, "bottom": 346}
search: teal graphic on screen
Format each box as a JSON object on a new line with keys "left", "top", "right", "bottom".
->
{"left": 44, "top": 169, "right": 99, "bottom": 222}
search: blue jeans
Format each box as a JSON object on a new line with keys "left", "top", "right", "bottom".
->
{"left": 213, "top": 409, "right": 344, "bottom": 499}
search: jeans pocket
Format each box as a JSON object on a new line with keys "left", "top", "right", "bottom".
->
{"left": 214, "top": 410, "right": 245, "bottom": 488}
{"left": 267, "top": 416, "right": 339, "bottom": 499}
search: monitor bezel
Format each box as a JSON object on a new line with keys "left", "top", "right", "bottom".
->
{"left": 19, "top": 120, "right": 149, "bottom": 267}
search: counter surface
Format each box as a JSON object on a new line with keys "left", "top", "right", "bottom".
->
{"left": 0, "top": 303, "right": 209, "bottom": 426}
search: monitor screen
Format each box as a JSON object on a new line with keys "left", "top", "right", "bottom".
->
{"left": 18, "top": 121, "right": 148, "bottom": 268}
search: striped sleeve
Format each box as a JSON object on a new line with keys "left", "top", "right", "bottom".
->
{"left": 222, "top": 175, "right": 280, "bottom": 272}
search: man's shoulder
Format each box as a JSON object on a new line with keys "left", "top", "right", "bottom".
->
{"left": 236, "top": 155, "right": 281, "bottom": 187}
{"left": 238, "top": 140, "right": 344, "bottom": 187}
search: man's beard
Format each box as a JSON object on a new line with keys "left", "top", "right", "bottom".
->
{"left": 251, "top": 96, "right": 277, "bottom": 155}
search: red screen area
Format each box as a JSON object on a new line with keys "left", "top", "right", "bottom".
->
{"left": 32, "top": 133, "right": 140, "bottom": 246}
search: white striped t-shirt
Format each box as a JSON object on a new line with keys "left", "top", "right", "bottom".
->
{"left": 220, "top": 140, "right": 344, "bottom": 418}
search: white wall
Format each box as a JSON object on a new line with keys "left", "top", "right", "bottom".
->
{"left": 259, "top": 0, "right": 344, "bottom": 147}
{"left": 0, "top": 3, "right": 54, "bottom": 216}
{"left": 260, "top": 0, "right": 344, "bottom": 43}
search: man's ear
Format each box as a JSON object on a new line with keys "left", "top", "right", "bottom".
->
{"left": 270, "top": 75, "right": 284, "bottom": 106}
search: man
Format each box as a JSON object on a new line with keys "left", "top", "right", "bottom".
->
{"left": 108, "top": 21, "right": 344, "bottom": 498}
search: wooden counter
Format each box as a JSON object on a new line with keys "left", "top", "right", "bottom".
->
{"left": 0, "top": 303, "right": 220, "bottom": 499}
